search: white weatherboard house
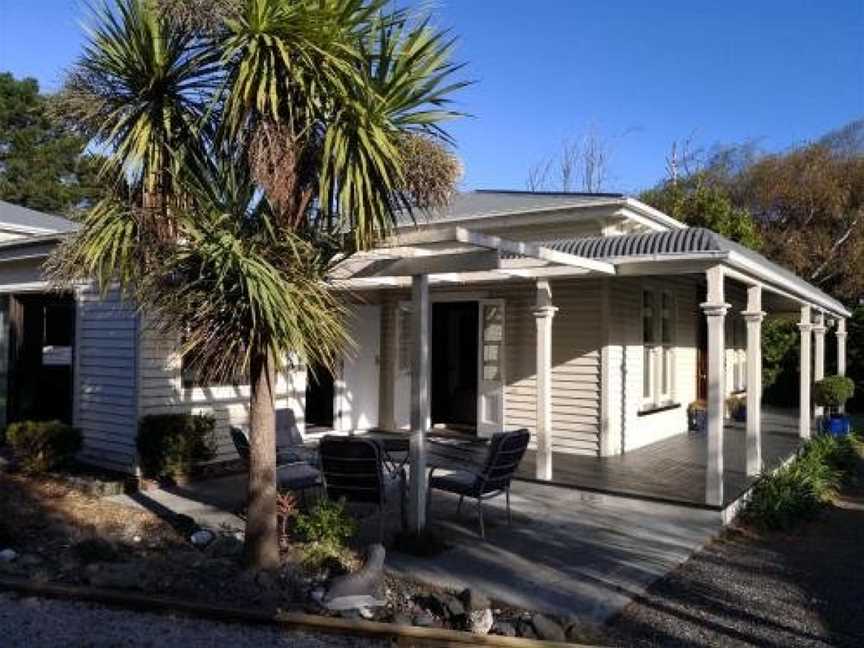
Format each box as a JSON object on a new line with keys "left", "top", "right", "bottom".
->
{"left": 0, "top": 194, "right": 851, "bottom": 518}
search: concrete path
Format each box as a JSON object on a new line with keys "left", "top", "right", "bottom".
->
{"left": 389, "top": 482, "right": 721, "bottom": 622}
{"left": 109, "top": 471, "right": 721, "bottom": 623}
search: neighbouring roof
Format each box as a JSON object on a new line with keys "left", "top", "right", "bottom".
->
{"left": 540, "top": 228, "right": 849, "bottom": 316}
{"left": 0, "top": 200, "right": 79, "bottom": 234}
{"left": 396, "top": 190, "right": 626, "bottom": 226}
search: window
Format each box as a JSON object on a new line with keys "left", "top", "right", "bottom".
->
{"left": 642, "top": 288, "right": 676, "bottom": 409}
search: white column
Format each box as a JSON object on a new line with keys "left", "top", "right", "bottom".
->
{"left": 533, "top": 280, "right": 558, "bottom": 480}
{"left": 742, "top": 285, "right": 764, "bottom": 476}
{"left": 702, "top": 266, "right": 729, "bottom": 506}
{"left": 813, "top": 312, "right": 826, "bottom": 419}
{"left": 837, "top": 318, "right": 848, "bottom": 413}
{"left": 798, "top": 305, "right": 813, "bottom": 440}
{"left": 409, "top": 274, "right": 431, "bottom": 533}
{"left": 837, "top": 319, "right": 848, "bottom": 376}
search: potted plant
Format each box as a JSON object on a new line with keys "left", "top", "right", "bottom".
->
{"left": 726, "top": 395, "right": 747, "bottom": 423}
{"left": 814, "top": 375, "right": 855, "bottom": 437}
{"left": 687, "top": 400, "right": 708, "bottom": 433}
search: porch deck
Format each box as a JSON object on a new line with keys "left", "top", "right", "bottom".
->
{"left": 516, "top": 408, "right": 802, "bottom": 509}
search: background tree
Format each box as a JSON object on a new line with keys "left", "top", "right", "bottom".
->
{"left": 526, "top": 127, "right": 613, "bottom": 192}
{"left": 0, "top": 72, "right": 106, "bottom": 214}
{"left": 50, "top": 0, "right": 465, "bottom": 570}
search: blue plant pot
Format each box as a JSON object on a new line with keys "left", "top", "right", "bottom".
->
{"left": 688, "top": 409, "right": 708, "bottom": 433}
{"left": 822, "top": 415, "right": 851, "bottom": 437}
{"left": 733, "top": 406, "right": 747, "bottom": 423}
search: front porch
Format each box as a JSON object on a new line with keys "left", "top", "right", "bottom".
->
{"left": 517, "top": 408, "right": 801, "bottom": 509}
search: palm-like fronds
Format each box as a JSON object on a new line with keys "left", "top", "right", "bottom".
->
{"left": 61, "top": 0, "right": 220, "bottom": 202}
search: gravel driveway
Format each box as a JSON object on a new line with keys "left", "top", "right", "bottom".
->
{"left": 0, "top": 591, "right": 388, "bottom": 648}
{"left": 605, "top": 470, "right": 864, "bottom": 647}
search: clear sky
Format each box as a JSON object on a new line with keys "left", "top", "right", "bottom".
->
{"left": 1, "top": 0, "right": 862, "bottom": 194}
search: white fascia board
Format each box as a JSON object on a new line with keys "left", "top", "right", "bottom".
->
{"left": 454, "top": 227, "right": 616, "bottom": 275}
{"left": 0, "top": 281, "right": 50, "bottom": 293}
{"left": 725, "top": 250, "right": 850, "bottom": 318}
{"left": 623, "top": 198, "right": 688, "bottom": 230}
{"left": 0, "top": 222, "right": 59, "bottom": 236}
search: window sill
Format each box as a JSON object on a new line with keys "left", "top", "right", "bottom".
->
{"left": 637, "top": 402, "right": 682, "bottom": 417}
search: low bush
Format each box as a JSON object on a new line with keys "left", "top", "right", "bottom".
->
{"left": 295, "top": 498, "right": 357, "bottom": 567}
{"left": 136, "top": 414, "right": 216, "bottom": 479}
{"left": 6, "top": 420, "right": 83, "bottom": 474}
{"left": 743, "top": 432, "right": 860, "bottom": 531}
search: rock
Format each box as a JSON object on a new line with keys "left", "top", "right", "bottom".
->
{"left": 412, "top": 611, "right": 437, "bottom": 628}
{"left": 468, "top": 608, "right": 494, "bottom": 635}
{"left": 492, "top": 620, "right": 517, "bottom": 637}
{"left": 445, "top": 595, "right": 465, "bottom": 618}
{"left": 323, "top": 544, "right": 386, "bottom": 612}
{"left": 357, "top": 607, "right": 375, "bottom": 620}
{"left": 517, "top": 619, "right": 538, "bottom": 639}
{"left": 459, "top": 587, "right": 491, "bottom": 612}
{"left": 532, "top": 614, "right": 566, "bottom": 642}
{"left": 254, "top": 570, "right": 279, "bottom": 591}
{"left": 310, "top": 587, "right": 326, "bottom": 603}
{"left": 190, "top": 529, "right": 215, "bottom": 547}
{"left": 0, "top": 549, "right": 18, "bottom": 562}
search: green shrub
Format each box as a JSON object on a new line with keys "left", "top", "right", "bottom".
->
{"left": 295, "top": 498, "right": 357, "bottom": 567}
{"left": 743, "top": 432, "right": 859, "bottom": 530}
{"left": 136, "top": 413, "right": 216, "bottom": 479}
{"left": 6, "top": 420, "right": 83, "bottom": 474}
{"left": 814, "top": 375, "right": 855, "bottom": 412}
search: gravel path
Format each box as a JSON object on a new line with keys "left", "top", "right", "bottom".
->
{"left": 605, "top": 469, "right": 864, "bottom": 647}
{"left": 0, "top": 591, "right": 388, "bottom": 648}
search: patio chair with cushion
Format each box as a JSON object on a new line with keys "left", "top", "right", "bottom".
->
{"left": 230, "top": 424, "right": 321, "bottom": 495}
{"left": 318, "top": 435, "right": 406, "bottom": 541}
{"left": 427, "top": 428, "right": 530, "bottom": 539}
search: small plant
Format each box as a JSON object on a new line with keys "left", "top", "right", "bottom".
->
{"left": 136, "top": 414, "right": 216, "bottom": 479}
{"left": 276, "top": 491, "right": 299, "bottom": 540}
{"left": 295, "top": 498, "right": 357, "bottom": 567}
{"left": 6, "top": 420, "right": 83, "bottom": 474}
{"left": 725, "top": 395, "right": 746, "bottom": 422}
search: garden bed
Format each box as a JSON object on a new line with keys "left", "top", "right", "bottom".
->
{"left": 0, "top": 472, "right": 583, "bottom": 643}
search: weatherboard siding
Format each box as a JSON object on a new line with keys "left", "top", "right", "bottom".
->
{"left": 136, "top": 322, "right": 305, "bottom": 465}
{"left": 74, "top": 287, "right": 139, "bottom": 473}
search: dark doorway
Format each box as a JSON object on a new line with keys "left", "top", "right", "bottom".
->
{"left": 6, "top": 293, "right": 76, "bottom": 425}
{"left": 431, "top": 301, "right": 479, "bottom": 430}
{"left": 697, "top": 305, "right": 708, "bottom": 401}
{"left": 306, "top": 363, "right": 335, "bottom": 428}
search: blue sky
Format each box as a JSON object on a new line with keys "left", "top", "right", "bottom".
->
{"left": 1, "top": 0, "right": 862, "bottom": 193}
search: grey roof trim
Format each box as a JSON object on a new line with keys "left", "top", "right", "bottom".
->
{"left": 0, "top": 201, "right": 79, "bottom": 234}
{"left": 538, "top": 228, "right": 849, "bottom": 317}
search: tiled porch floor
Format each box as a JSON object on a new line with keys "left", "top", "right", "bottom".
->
{"left": 516, "top": 409, "right": 802, "bottom": 508}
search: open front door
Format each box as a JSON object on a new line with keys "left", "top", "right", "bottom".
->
{"left": 477, "top": 299, "right": 505, "bottom": 438}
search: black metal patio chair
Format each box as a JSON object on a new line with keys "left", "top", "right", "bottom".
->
{"left": 426, "top": 428, "right": 530, "bottom": 539}
{"left": 318, "top": 435, "right": 407, "bottom": 541}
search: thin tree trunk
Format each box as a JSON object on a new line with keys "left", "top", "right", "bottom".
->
{"left": 245, "top": 349, "right": 280, "bottom": 570}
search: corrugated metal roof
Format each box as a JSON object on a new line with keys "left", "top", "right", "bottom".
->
{"left": 397, "top": 190, "right": 625, "bottom": 226}
{"left": 538, "top": 228, "right": 847, "bottom": 315}
{"left": 0, "top": 200, "right": 79, "bottom": 233}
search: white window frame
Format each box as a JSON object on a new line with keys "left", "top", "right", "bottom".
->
{"left": 641, "top": 286, "right": 677, "bottom": 410}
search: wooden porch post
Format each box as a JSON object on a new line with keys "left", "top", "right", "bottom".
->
{"left": 813, "top": 312, "right": 826, "bottom": 419}
{"left": 798, "top": 305, "right": 813, "bottom": 440}
{"left": 533, "top": 280, "right": 557, "bottom": 480}
{"left": 743, "top": 285, "right": 764, "bottom": 477}
{"left": 702, "top": 266, "right": 728, "bottom": 506}
{"left": 409, "top": 274, "right": 431, "bottom": 533}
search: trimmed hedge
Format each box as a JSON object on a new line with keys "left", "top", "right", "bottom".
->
{"left": 814, "top": 375, "right": 855, "bottom": 411}
{"left": 6, "top": 420, "right": 83, "bottom": 474}
{"left": 136, "top": 413, "right": 216, "bottom": 479}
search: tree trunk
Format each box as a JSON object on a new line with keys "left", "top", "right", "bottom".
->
{"left": 244, "top": 349, "right": 280, "bottom": 570}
